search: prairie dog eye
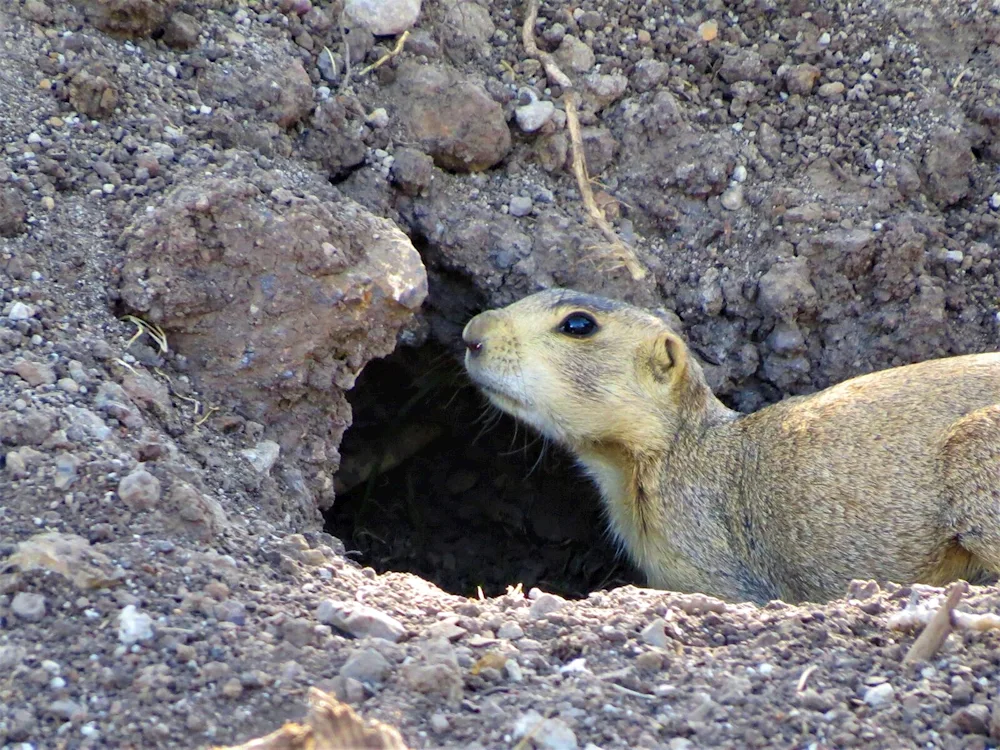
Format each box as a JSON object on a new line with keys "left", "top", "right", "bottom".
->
{"left": 558, "top": 312, "right": 598, "bottom": 337}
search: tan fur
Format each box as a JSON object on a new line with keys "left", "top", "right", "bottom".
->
{"left": 462, "top": 288, "right": 1000, "bottom": 604}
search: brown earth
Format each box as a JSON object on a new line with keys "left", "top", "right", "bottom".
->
{"left": 1, "top": 0, "right": 1000, "bottom": 747}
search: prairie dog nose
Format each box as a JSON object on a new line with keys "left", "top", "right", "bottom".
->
{"left": 462, "top": 310, "right": 501, "bottom": 356}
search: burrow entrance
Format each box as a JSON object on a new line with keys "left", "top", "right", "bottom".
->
{"left": 324, "top": 338, "right": 641, "bottom": 599}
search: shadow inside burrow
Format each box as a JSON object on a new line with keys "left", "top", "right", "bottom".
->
{"left": 324, "top": 339, "right": 641, "bottom": 599}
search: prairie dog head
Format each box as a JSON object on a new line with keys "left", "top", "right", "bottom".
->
{"left": 462, "top": 288, "right": 702, "bottom": 451}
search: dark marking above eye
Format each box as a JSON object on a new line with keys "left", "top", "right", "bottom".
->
{"left": 558, "top": 312, "right": 599, "bottom": 337}
{"left": 547, "top": 292, "right": 623, "bottom": 313}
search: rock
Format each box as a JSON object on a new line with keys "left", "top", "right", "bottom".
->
{"left": 257, "top": 59, "right": 313, "bottom": 129}
{"left": 426, "top": 618, "right": 466, "bottom": 642}
{"left": 515, "top": 99, "right": 555, "bottom": 133}
{"left": 784, "top": 64, "right": 821, "bottom": 95}
{"left": 95, "top": 382, "right": 142, "bottom": 429}
{"left": 23, "top": 0, "right": 54, "bottom": 24}
{"left": 582, "top": 72, "right": 628, "bottom": 112}
{"left": 818, "top": 81, "right": 846, "bottom": 98}
{"left": 720, "top": 185, "right": 744, "bottom": 210}
{"left": 391, "top": 62, "right": 511, "bottom": 172}
{"left": 316, "top": 600, "right": 407, "bottom": 642}
{"left": 122, "top": 371, "right": 171, "bottom": 416}
{"left": 162, "top": 10, "right": 200, "bottom": 48}
{"left": 47, "top": 699, "right": 84, "bottom": 721}
{"left": 509, "top": 196, "right": 533, "bottom": 217}
{"left": 216, "top": 599, "right": 247, "bottom": 625}
{"left": 0, "top": 188, "right": 27, "bottom": 237}
{"left": 118, "top": 605, "right": 154, "bottom": 644}
{"left": 441, "top": 1, "right": 495, "bottom": 63}
{"left": 7, "top": 301, "right": 34, "bottom": 321}
{"left": 165, "top": 481, "right": 229, "bottom": 539}
{"left": 298, "top": 99, "right": 368, "bottom": 179}
{"left": 430, "top": 713, "right": 449, "bottom": 732}
{"left": 497, "top": 621, "right": 524, "bottom": 640}
{"left": 923, "top": 128, "right": 975, "bottom": 207}
{"left": 863, "top": 683, "right": 895, "bottom": 708}
{"left": 240, "top": 440, "right": 280, "bottom": 474}
{"left": 799, "top": 689, "right": 837, "bottom": 712}
{"left": 402, "top": 638, "right": 462, "bottom": 702}
{"left": 579, "top": 127, "right": 617, "bottom": 175}
{"left": 529, "top": 593, "right": 565, "bottom": 619}
{"left": 53, "top": 453, "right": 80, "bottom": 490}
{"left": 389, "top": 147, "right": 435, "bottom": 196}
{"left": 719, "top": 49, "right": 764, "bottom": 83}
{"left": 63, "top": 406, "right": 111, "bottom": 442}
{"left": 345, "top": 0, "right": 419, "bottom": 36}
{"left": 69, "top": 66, "right": 119, "bottom": 118}
{"left": 118, "top": 469, "right": 161, "bottom": 509}
{"left": 952, "top": 704, "right": 990, "bottom": 735}
{"left": 639, "top": 618, "right": 669, "bottom": 648}
{"left": 75, "top": 0, "right": 177, "bottom": 36}
{"left": 340, "top": 648, "right": 391, "bottom": 683}
{"left": 757, "top": 257, "right": 818, "bottom": 319}
{"left": 631, "top": 59, "right": 669, "bottom": 92}
{"left": 0, "top": 409, "right": 54, "bottom": 446}
{"left": 5, "top": 449, "right": 27, "bottom": 477}
{"left": 513, "top": 711, "right": 578, "bottom": 750}
{"left": 13, "top": 359, "right": 56, "bottom": 387}
{"left": 118, "top": 174, "right": 427, "bottom": 509}
{"left": 554, "top": 35, "right": 594, "bottom": 74}
{"left": 5, "top": 532, "right": 120, "bottom": 589}
{"left": 11, "top": 592, "right": 47, "bottom": 622}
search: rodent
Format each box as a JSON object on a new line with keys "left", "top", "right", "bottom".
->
{"left": 461, "top": 288, "right": 1000, "bottom": 604}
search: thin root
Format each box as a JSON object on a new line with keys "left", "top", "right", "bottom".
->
{"left": 357, "top": 30, "right": 410, "bottom": 77}
{"left": 121, "top": 314, "right": 168, "bottom": 354}
{"left": 521, "top": 0, "right": 647, "bottom": 282}
{"left": 194, "top": 405, "right": 220, "bottom": 426}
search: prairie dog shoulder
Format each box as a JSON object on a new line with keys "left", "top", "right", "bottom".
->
{"left": 462, "top": 288, "right": 1000, "bottom": 603}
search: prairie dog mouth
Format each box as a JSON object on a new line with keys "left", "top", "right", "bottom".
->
{"left": 465, "top": 360, "right": 532, "bottom": 412}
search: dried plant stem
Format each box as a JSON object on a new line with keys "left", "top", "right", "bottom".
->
{"left": 521, "top": 0, "right": 647, "bottom": 282}
{"left": 902, "top": 581, "right": 967, "bottom": 668}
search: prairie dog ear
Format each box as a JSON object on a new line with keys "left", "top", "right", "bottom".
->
{"left": 650, "top": 329, "right": 688, "bottom": 382}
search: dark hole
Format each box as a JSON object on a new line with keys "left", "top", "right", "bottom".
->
{"left": 324, "top": 339, "right": 640, "bottom": 599}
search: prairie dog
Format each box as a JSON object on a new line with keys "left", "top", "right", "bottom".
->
{"left": 462, "top": 288, "right": 1000, "bottom": 604}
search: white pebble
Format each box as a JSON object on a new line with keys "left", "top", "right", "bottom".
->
{"left": 863, "top": 682, "right": 895, "bottom": 708}
{"left": 8, "top": 301, "right": 35, "bottom": 321}
{"left": 118, "top": 605, "right": 154, "bottom": 645}
{"left": 989, "top": 192, "right": 1000, "bottom": 210}
{"left": 732, "top": 164, "right": 747, "bottom": 182}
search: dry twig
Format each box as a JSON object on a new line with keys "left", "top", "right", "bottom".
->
{"left": 795, "top": 664, "right": 818, "bottom": 692}
{"left": 901, "top": 581, "right": 967, "bottom": 668}
{"left": 521, "top": 0, "right": 647, "bottom": 282}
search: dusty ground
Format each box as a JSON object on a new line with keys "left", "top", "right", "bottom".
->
{"left": 2, "top": 0, "right": 1000, "bottom": 747}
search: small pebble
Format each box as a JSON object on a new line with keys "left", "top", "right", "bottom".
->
{"left": 509, "top": 196, "right": 533, "bottom": 217}
{"left": 118, "top": 605, "right": 154, "bottom": 645}
{"left": 639, "top": 618, "right": 669, "bottom": 648}
{"left": 8, "top": 301, "right": 35, "bottom": 321}
{"left": 515, "top": 100, "right": 555, "bottom": 133}
{"left": 529, "top": 593, "right": 566, "bottom": 619}
{"left": 12, "top": 592, "right": 47, "bottom": 622}
{"left": 721, "top": 185, "right": 744, "bottom": 210}
{"left": 863, "top": 682, "right": 895, "bottom": 708}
